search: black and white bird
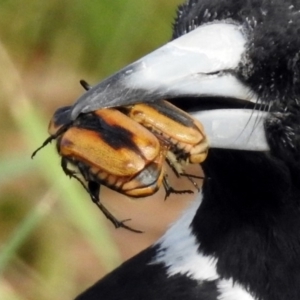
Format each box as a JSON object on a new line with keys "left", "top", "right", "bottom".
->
{"left": 71, "top": 0, "right": 300, "bottom": 299}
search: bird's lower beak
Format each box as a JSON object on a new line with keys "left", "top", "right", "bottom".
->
{"left": 70, "top": 23, "right": 269, "bottom": 151}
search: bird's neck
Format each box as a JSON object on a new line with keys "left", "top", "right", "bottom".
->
{"left": 192, "top": 149, "right": 300, "bottom": 300}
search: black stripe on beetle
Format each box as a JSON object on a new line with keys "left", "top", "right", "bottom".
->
{"left": 75, "top": 112, "right": 144, "bottom": 154}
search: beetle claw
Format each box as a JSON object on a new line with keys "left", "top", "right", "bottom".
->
{"left": 164, "top": 188, "right": 194, "bottom": 200}
{"left": 163, "top": 177, "right": 193, "bottom": 200}
{"left": 86, "top": 181, "right": 143, "bottom": 233}
{"left": 94, "top": 202, "right": 143, "bottom": 233}
{"left": 114, "top": 219, "right": 144, "bottom": 234}
{"left": 179, "top": 173, "right": 204, "bottom": 192}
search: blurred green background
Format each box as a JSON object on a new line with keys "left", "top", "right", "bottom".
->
{"left": 0, "top": 0, "right": 192, "bottom": 299}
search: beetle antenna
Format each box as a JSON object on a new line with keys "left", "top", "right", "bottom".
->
{"left": 80, "top": 79, "right": 92, "bottom": 91}
{"left": 31, "top": 124, "right": 70, "bottom": 159}
{"left": 31, "top": 136, "right": 55, "bottom": 159}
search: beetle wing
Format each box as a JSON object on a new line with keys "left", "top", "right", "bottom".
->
{"left": 94, "top": 109, "right": 161, "bottom": 162}
{"left": 128, "top": 100, "right": 206, "bottom": 146}
{"left": 59, "top": 127, "right": 147, "bottom": 176}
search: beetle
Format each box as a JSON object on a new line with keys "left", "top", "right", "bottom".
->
{"left": 32, "top": 105, "right": 194, "bottom": 232}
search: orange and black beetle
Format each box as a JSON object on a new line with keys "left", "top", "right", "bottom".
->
{"left": 32, "top": 80, "right": 208, "bottom": 232}
{"left": 32, "top": 105, "right": 196, "bottom": 232}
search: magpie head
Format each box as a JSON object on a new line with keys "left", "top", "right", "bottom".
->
{"left": 175, "top": 0, "right": 300, "bottom": 170}
{"left": 70, "top": 0, "right": 300, "bottom": 176}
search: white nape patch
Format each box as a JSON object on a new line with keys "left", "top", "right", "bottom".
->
{"left": 150, "top": 193, "right": 257, "bottom": 299}
{"left": 150, "top": 194, "right": 219, "bottom": 281}
{"left": 218, "top": 279, "right": 256, "bottom": 300}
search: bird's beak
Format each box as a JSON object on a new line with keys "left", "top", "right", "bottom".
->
{"left": 70, "top": 23, "right": 269, "bottom": 151}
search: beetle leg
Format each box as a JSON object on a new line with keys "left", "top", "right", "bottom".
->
{"left": 179, "top": 173, "right": 204, "bottom": 179}
{"left": 61, "top": 159, "right": 142, "bottom": 233}
{"left": 166, "top": 157, "right": 181, "bottom": 178}
{"left": 179, "top": 174, "right": 201, "bottom": 192}
{"left": 61, "top": 158, "right": 77, "bottom": 178}
{"left": 166, "top": 155, "right": 203, "bottom": 192}
{"left": 167, "top": 161, "right": 200, "bottom": 192}
{"left": 80, "top": 79, "right": 92, "bottom": 91}
{"left": 87, "top": 182, "right": 143, "bottom": 234}
{"left": 162, "top": 175, "right": 193, "bottom": 200}
{"left": 61, "top": 159, "right": 97, "bottom": 203}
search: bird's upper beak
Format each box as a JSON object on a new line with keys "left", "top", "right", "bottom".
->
{"left": 70, "top": 23, "right": 269, "bottom": 151}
